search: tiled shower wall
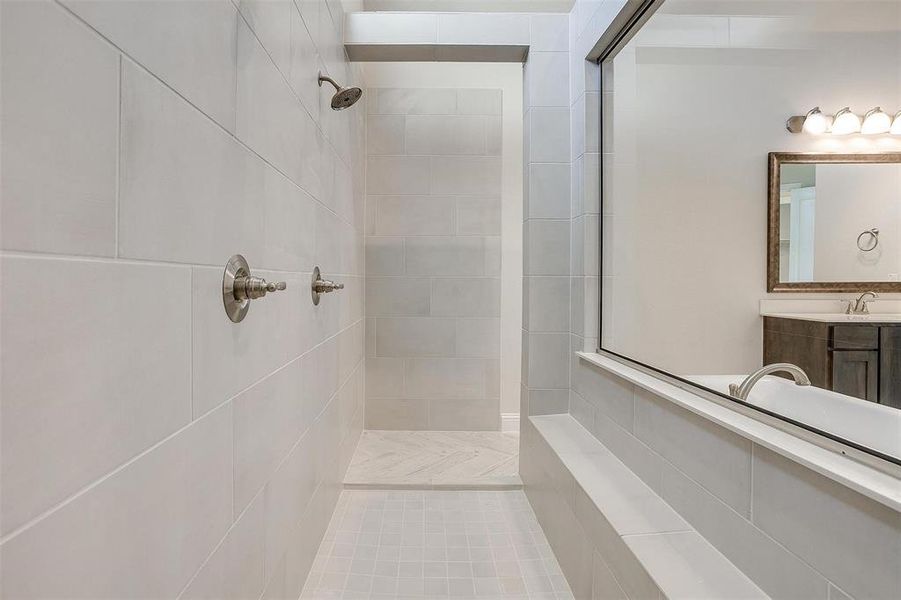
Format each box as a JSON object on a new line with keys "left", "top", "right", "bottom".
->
{"left": 0, "top": 0, "right": 364, "bottom": 596}
{"left": 521, "top": 14, "right": 574, "bottom": 418}
{"left": 364, "top": 88, "right": 503, "bottom": 430}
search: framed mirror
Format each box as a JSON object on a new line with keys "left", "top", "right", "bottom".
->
{"left": 768, "top": 152, "right": 901, "bottom": 292}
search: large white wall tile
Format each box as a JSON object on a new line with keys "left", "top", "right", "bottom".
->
{"left": 659, "top": 457, "right": 829, "bottom": 600}
{"left": 634, "top": 388, "right": 752, "bottom": 516}
{"left": 233, "top": 357, "right": 307, "bottom": 514}
{"left": 366, "top": 237, "right": 406, "bottom": 275}
{"left": 366, "top": 277, "right": 431, "bottom": 316}
{"left": 530, "top": 108, "right": 571, "bottom": 163}
{"left": 1, "top": 256, "right": 191, "bottom": 535}
{"left": 529, "top": 164, "right": 572, "bottom": 219}
{"left": 456, "top": 197, "right": 502, "bottom": 235}
{"left": 431, "top": 156, "right": 502, "bottom": 195}
{"left": 1, "top": 404, "right": 233, "bottom": 598}
{"left": 0, "top": 0, "right": 118, "bottom": 257}
{"left": 429, "top": 397, "right": 500, "bottom": 430}
{"left": 237, "top": 0, "right": 292, "bottom": 76}
{"left": 405, "top": 237, "right": 487, "bottom": 276}
{"left": 457, "top": 89, "right": 502, "bottom": 115}
{"left": 236, "top": 20, "right": 321, "bottom": 197}
{"left": 406, "top": 115, "right": 489, "bottom": 155}
{"left": 370, "top": 88, "right": 456, "bottom": 115}
{"left": 430, "top": 278, "right": 501, "bottom": 317}
{"left": 527, "top": 52, "right": 570, "bottom": 107}
{"left": 526, "top": 220, "right": 570, "bottom": 275}
{"left": 120, "top": 63, "right": 315, "bottom": 271}
{"left": 366, "top": 115, "right": 406, "bottom": 155}
{"left": 192, "top": 267, "right": 313, "bottom": 418}
{"left": 180, "top": 491, "right": 266, "bottom": 600}
{"left": 527, "top": 332, "right": 571, "bottom": 389}
{"left": 527, "top": 276, "right": 571, "bottom": 332}
{"left": 373, "top": 196, "right": 456, "bottom": 236}
{"left": 752, "top": 446, "right": 901, "bottom": 600}
{"left": 456, "top": 318, "right": 501, "bottom": 358}
{"left": 365, "top": 358, "right": 405, "bottom": 398}
{"left": 63, "top": 0, "right": 238, "bottom": 130}
{"left": 288, "top": 6, "right": 321, "bottom": 125}
{"left": 531, "top": 14, "right": 570, "bottom": 52}
{"left": 404, "top": 358, "right": 487, "bottom": 399}
{"left": 263, "top": 424, "right": 319, "bottom": 576}
{"left": 436, "top": 13, "right": 529, "bottom": 46}
{"left": 345, "top": 13, "right": 438, "bottom": 45}
{"left": 375, "top": 317, "right": 456, "bottom": 357}
{"left": 366, "top": 156, "right": 431, "bottom": 194}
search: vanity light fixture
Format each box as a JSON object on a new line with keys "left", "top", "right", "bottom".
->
{"left": 787, "top": 106, "right": 901, "bottom": 135}
{"left": 801, "top": 107, "right": 831, "bottom": 134}
{"left": 861, "top": 106, "right": 891, "bottom": 134}
{"left": 830, "top": 107, "right": 862, "bottom": 135}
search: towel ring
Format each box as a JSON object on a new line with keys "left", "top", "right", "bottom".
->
{"left": 857, "top": 228, "right": 879, "bottom": 252}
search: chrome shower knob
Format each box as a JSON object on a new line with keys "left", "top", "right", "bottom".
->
{"left": 311, "top": 266, "right": 344, "bottom": 305}
{"left": 223, "top": 255, "right": 287, "bottom": 323}
{"left": 235, "top": 276, "right": 287, "bottom": 301}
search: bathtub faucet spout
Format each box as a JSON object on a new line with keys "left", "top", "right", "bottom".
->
{"left": 728, "top": 363, "right": 811, "bottom": 400}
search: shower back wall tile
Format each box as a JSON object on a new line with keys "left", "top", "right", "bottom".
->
{"left": 365, "top": 88, "right": 503, "bottom": 431}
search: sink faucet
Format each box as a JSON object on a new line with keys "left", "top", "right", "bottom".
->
{"left": 728, "top": 363, "right": 811, "bottom": 400}
{"left": 846, "top": 291, "right": 878, "bottom": 315}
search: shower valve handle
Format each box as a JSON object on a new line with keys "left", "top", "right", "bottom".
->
{"left": 311, "top": 266, "right": 344, "bottom": 305}
{"left": 222, "top": 254, "right": 286, "bottom": 323}
{"left": 235, "top": 276, "right": 287, "bottom": 300}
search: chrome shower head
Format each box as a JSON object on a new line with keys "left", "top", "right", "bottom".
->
{"left": 318, "top": 71, "right": 363, "bottom": 111}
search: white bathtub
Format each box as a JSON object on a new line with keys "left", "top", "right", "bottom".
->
{"left": 689, "top": 375, "right": 901, "bottom": 460}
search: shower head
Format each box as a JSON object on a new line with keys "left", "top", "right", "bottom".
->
{"left": 318, "top": 71, "right": 363, "bottom": 110}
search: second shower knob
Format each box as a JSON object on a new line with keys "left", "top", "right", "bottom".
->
{"left": 311, "top": 266, "right": 344, "bottom": 305}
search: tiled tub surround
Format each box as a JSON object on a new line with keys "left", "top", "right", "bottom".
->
{"left": 1, "top": 0, "right": 364, "bottom": 596}
{"left": 365, "top": 88, "right": 504, "bottom": 431}
{"left": 302, "top": 489, "right": 575, "bottom": 599}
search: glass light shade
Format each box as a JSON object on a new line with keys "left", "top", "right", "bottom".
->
{"left": 831, "top": 107, "right": 861, "bottom": 135}
{"left": 861, "top": 107, "right": 891, "bottom": 134}
{"left": 891, "top": 111, "right": 901, "bottom": 135}
{"left": 801, "top": 107, "right": 831, "bottom": 134}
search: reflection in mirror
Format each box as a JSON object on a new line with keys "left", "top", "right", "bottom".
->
{"left": 599, "top": 0, "right": 901, "bottom": 463}
{"left": 772, "top": 156, "right": 901, "bottom": 289}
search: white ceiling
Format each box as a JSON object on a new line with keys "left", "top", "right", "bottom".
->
{"left": 361, "top": 0, "right": 575, "bottom": 13}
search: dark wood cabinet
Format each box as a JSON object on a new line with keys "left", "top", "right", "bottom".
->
{"left": 763, "top": 316, "right": 900, "bottom": 407}
{"left": 832, "top": 350, "right": 878, "bottom": 402}
{"left": 879, "top": 327, "right": 901, "bottom": 409}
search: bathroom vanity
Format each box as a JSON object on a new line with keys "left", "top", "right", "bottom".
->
{"left": 762, "top": 315, "right": 901, "bottom": 408}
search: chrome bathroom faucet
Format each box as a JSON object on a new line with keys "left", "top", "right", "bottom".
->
{"left": 846, "top": 291, "right": 878, "bottom": 315}
{"left": 728, "top": 363, "right": 811, "bottom": 400}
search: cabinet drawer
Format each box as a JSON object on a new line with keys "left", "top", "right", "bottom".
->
{"left": 831, "top": 326, "right": 879, "bottom": 350}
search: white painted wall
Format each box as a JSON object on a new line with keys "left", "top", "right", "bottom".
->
{"left": 813, "top": 164, "right": 901, "bottom": 282}
{"left": 361, "top": 62, "right": 524, "bottom": 417}
{"left": 0, "top": 0, "right": 364, "bottom": 595}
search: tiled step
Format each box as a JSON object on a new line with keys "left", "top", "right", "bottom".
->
{"left": 343, "top": 430, "right": 523, "bottom": 490}
{"left": 528, "top": 414, "right": 769, "bottom": 600}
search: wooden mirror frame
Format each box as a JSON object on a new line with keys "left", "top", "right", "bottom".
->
{"left": 767, "top": 152, "right": 901, "bottom": 292}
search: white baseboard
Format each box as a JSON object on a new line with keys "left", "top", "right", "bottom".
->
{"left": 501, "top": 413, "right": 520, "bottom": 433}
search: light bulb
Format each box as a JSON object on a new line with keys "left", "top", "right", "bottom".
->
{"left": 891, "top": 111, "right": 901, "bottom": 135}
{"left": 861, "top": 107, "right": 891, "bottom": 134}
{"left": 801, "top": 107, "right": 831, "bottom": 134}
{"left": 831, "top": 107, "right": 861, "bottom": 135}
